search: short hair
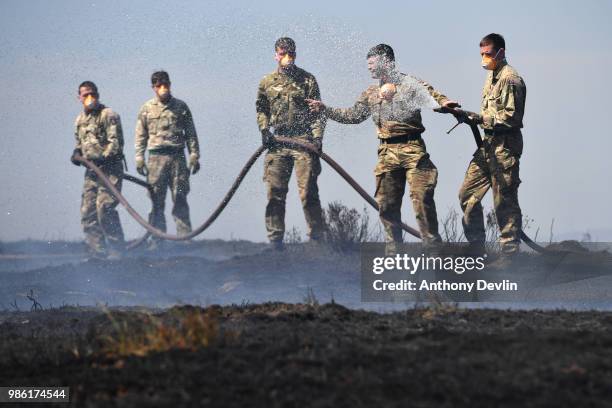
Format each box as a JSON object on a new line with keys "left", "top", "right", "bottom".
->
{"left": 274, "top": 37, "right": 296, "bottom": 53}
{"left": 151, "top": 70, "right": 171, "bottom": 86}
{"left": 366, "top": 44, "right": 395, "bottom": 62}
{"left": 78, "top": 81, "right": 98, "bottom": 95}
{"left": 480, "top": 33, "right": 505, "bottom": 51}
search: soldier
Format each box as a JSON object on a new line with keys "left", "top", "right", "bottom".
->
{"left": 454, "top": 33, "right": 527, "bottom": 257}
{"left": 256, "top": 37, "right": 327, "bottom": 250}
{"left": 307, "top": 44, "right": 458, "bottom": 252}
{"left": 135, "top": 71, "right": 201, "bottom": 247}
{"left": 71, "top": 81, "right": 125, "bottom": 260}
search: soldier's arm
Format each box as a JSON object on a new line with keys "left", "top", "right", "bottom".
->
{"left": 308, "top": 77, "right": 326, "bottom": 140}
{"left": 417, "top": 78, "right": 450, "bottom": 107}
{"left": 255, "top": 79, "right": 270, "bottom": 132}
{"left": 102, "top": 111, "right": 123, "bottom": 159}
{"left": 183, "top": 104, "right": 200, "bottom": 159}
{"left": 74, "top": 118, "right": 82, "bottom": 151}
{"left": 324, "top": 88, "right": 371, "bottom": 124}
{"left": 485, "top": 76, "right": 526, "bottom": 129}
{"left": 134, "top": 107, "right": 148, "bottom": 162}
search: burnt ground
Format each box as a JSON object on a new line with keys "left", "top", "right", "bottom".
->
{"left": 2, "top": 303, "right": 612, "bottom": 407}
{"left": 1, "top": 239, "right": 612, "bottom": 406}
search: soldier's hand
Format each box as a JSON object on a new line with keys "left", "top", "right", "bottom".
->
{"left": 261, "top": 129, "right": 275, "bottom": 147}
{"left": 455, "top": 109, "right": 482, "bottom": 125}
{"left": 464, "top": 110, "right": 483, "bottom": 124}
{"left": 442, "top": 100, "right": 461, "bottom": 109}
{"left": 312, "top": 138, "right": 323, "bottom": 153}
{"left": 189, "top": 154, "right": 200, "bottom": 175}
{"left": 90, "top": 156, "right": 107, "bottom": 167}
{"left": 451, "top": 108, "right": 470, "bottom": 123}
{"left": 305, "top": 99, "right": 325, "bottom": 113}
{"left": 136, "top": 164, "right": 148, "bottom": 177}
{"left": 70, "top": 148, "right": 82, "bottom": 166}
{"left": 136, "top": 157, "right": 148, "bottom": 177}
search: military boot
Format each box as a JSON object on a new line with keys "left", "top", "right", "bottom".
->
{"left": 466, "top": 241, "right": 487, "bottom": 257}
{"left": 106, "top": 247, "right": 123, "bottom": 261}
{"left": 385, "top": 241, "right": 400, "bottom": 257}
{"left": 271, "top": 240, "right": 285, "bottom": 252}
{"left": 85, "top": 248, "right": 107, "bottom": 262}
{"left": 146, "top": 238, "right": 165, "bottom": 252}
{"left": 486, "top": 253, "right": 516, "bottom": 270}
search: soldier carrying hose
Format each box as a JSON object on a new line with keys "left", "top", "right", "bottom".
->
{"left": 256, "top": 37, "right": 328, "bottom": 251}
{"left": 70, "top": 81, "right": 125, "bottom": 260}
{"left": 451, "top": 33, "right": 527, "bottom": 261}
{"left": 306, "top": 44, "right": 459, "bottom": 254}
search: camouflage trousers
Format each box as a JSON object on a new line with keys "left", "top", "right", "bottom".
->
{"left": 81, "top": 160, "right": 124, "bottom": 254}
{"left": 374, "top": 138, "right": 442, "bottom": 245}
{"left": 263, "top": 145, "right": 326, "bottom": 242}
{"left": 147, "top": 152, "right": 192, "bottom": 237}
{"left": 459, "top": 131, "right": 523, "bottom": 254}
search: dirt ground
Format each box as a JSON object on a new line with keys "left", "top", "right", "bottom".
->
{"left": 1, "top": 303, "right": 612, "bottom": 407}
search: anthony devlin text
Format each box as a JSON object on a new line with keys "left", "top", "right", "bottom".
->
{"left": 372, "top": 279, "right": 518, "bottom": 292}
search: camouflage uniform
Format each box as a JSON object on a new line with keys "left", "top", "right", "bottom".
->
{"left": 74, "top": 104, "right": 125, "bottom": 255}
{"left": 459, "top": 62, "right": 526, "bottom": 254}
{"left": 256, "top": 66, "right": 327, "bottom": 242}
{"left": 135, "top": 96, "right": 200, "bottom": 236}
{"left": 325, "top": 72, "right": 450, "bottom": 245}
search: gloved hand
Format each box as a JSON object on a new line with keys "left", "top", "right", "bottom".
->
{"left": 441, "top": 100, "right": 461, "bottom": 109}
{"left": 261, "top": 129, "right": 275, "bottom": 147}
{"left": 312, "top": 138, "right": 323, "bottom": 153}
{"left": 189, "top": 153, "right": 200, "bottom": 175}
{"left": 136, "top": 157, "right": 148, "bottom": 177}
{"left": 70, "top": 148, "right": 82, "bottom": 166}
{"left": 454, "top": 109, "right": 482, "bottom": 124}
{"left": 464, "top": 110, "right": 482, "bottom": 124}
{"left": 90, "top": 157, "right": 105, "bottom": 167}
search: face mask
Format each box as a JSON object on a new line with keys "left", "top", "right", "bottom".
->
{"left": 280, "top": 54, "right": 295, "bottom": 67}
{"left": 156, "top": 85, "right": 170, "bottom": 99}
{"left": 481, "top": 49, "right": 502, "bottom": 70}
{"left": 83, "top": 94, "right": 97, "bottom": 110}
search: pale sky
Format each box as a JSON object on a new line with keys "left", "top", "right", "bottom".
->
{"left": 1, "top": 0, "right": 611, "bottom": 242}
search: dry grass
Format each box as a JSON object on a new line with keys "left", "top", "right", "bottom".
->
{"left": 324, "top": 202, "right": 383, "bottom": 251}
{"left": 412, "top": 291, "right": 460, "bottom": 320}
{"left": 100, "top": 308, "right": 223, "bottom": 358}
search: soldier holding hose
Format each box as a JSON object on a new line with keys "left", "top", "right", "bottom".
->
{"left": 256, "top": 37, "right": 327, "bottom": 250}
{"left": 71, "top": 81, "right": 125, "bottom": 260}
{"left": 452, "top": 33, "right": 526, "bottom": 258}
{"left": 307, "top": 44, "right": 459, "bottom": 253}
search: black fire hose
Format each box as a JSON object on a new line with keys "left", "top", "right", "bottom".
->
{"left": 74, "top": 139, "right": 422, "bottom": 247}
{"left": 121, "top": 174, "right": 154, "bottom": 249}
{"left": 434, "top": 107, "right": 546, "bottom": 254}
{"left": 275, "top": 137, "right": 421, "bottom": 238}
{"left": 75, "top": 145, "right": 267, "bottom": 242}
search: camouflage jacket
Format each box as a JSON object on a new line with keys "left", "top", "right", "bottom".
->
{"left": 135, "top": 96, "right": 200, "bottom": 161}
{"left": 74, "top": 104, "right": 124, "bottom": 161}
{"left": 480, "top": 62, "right": 526, "bottom": 130}
{"left": 325, "top": 72, "right": 450, "bottom": 139}
{"left": 256, "top": 66, "right": 325, "bottom": 139}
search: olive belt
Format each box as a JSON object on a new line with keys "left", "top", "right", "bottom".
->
{"left": 379, "top": 134, "right": 422, "bottom": 144}
{"left": 273, "top": 128, "right": 311, "bottom": 137}
{"left": 483, "top": 128, "right": 520, "bottom": 136}
{"left": 148, "top": 146, "right": 185, "bottom": 155}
